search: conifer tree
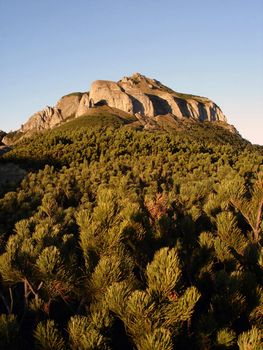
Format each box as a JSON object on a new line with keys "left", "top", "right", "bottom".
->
{"left": 231, "top": 175, "right": 263, "bottom": 242}
{"left": 34, "top": 320, "right": 65, "bottom": 350}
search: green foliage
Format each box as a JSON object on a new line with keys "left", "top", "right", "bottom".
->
{"left": 231, "top": 174, "right": 263, "bottom": 242}
{"left": 163, "top": 286, "right": 201, "bottom": 324}
{"left": 146, "top": 247, "right": 181, "bottom": 297}
{"left": 68, "top": 314, "right": 110, "bottom": 349}
{"left": 0, "top": 118, "right": 262, "bottom": 348}
{"left": 137, "top": 327, "right": 173, "bottom": 350}
{"left": 216, "top": 328, "right": 236, "bottom": 348}
{"left": 216, "top": 211, "right": 247, "bottom": 255}
{"left": 105, "top": 280, "right": 134, "bottom": 315}
{"left": 237, "top": 326, "right": 262, "bottom": 350}
{"left": 88, "top": 250, "right": 134, "bottom": 302}
{"left": 34, "top": 320, "right": 65, "bottom": 350}
{"left": 36, "top": 246, "right": 74, "bottom": 301}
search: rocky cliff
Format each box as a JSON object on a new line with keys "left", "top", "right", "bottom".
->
{"left": 6, "top": 73, "right": 231, "bottom": 141}
{"left": 89, "top": 74, "right": 227, "bottom": 123}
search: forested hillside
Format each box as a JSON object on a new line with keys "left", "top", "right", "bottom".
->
{"left": 0, "top": 118, "right": 262, "bottom": 349}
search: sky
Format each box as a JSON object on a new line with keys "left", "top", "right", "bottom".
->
{"left": 0, "top": 0, "right": 262, "bottom": 144}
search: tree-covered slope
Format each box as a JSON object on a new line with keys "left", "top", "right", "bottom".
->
{"left": 0, "top": 119, "right": 262, "bottom": 349}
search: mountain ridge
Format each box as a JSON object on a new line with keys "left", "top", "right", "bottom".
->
{"left": 2, "top": 73, "right": 240, "bottom": 145}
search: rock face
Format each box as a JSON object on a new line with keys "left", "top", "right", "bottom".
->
{"left": 91, "top": 73, "right": 226, "bottom": 122}
{"left": 89, "top": 80, "right": 133, "bottom": 113}
{"left": 21, "top": 106, "right": 64, "bottom": 133}
{"left": 56, "top": 94, "right": 83, "bottom": 120}
{"left": 19, "top": 73, "right": 228, "bottom": 136}
{"left": 21, "top": 94, "right": 83, "bottom": 134}
{"left": 76, "top": 93, "right": 90, "bottom": 117}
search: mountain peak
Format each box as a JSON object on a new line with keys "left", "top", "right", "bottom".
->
{"left": 3, "top": 74, "right": 234, "bottom": 144}
{"left": 119, "top": 72, "right": 161, "bottom": 89}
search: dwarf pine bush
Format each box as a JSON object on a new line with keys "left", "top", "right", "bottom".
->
{"left": 0, "top": 123, "right": 262, "bottom": 348}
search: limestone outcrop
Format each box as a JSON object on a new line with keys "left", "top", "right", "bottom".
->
{"left": 76, "top": 93, "right": 90, "bottom": 117}
{"left": 88, "top": 73, "right": 226, "bottom": 122}
{"left": 89, "top": 80, "right": 133, "bottom": 113}
{"left": 20, "top": 94, "right": 83, "bottom": 134}
{"left": 18, "top": 73, "right": 229, "bottom": 136}
{"left": 21, "top": 106, "right": 64, "bottom": 133}
{"left": 56, "top": 93, "right": 83, "bottom": 120}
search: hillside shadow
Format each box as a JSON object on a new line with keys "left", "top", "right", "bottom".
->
{"left": 209, "top": 105, "right": 217, "bottom": 121}
{"left": 197, "top": 103, "right": 218, "bottom": 121}
{"left": 0, "top": 146, "right": 11, "bottom": 156}
{"left": 127, "top": 94, "right": 145, "bottom": 115}
{"left": 174, "top": 97, "right": 191, "bottom": 117}
{"left": 147, "top": 94, "right": 172, "bottom": 115}
{"left": 0, "top": 153, "right": 64, "bottom": 199}
{"left": 197, "top": 102, "right": 208, "bottom": 121}
{"left": 0, "top": 162, "right": 27, "bottom": 198}
{"left": 94, "top": 99, "right": 108, "bottom": 107}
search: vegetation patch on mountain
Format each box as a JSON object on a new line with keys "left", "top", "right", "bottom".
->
{"left": 0, "top": 114, "right": 262, "bottom": 349}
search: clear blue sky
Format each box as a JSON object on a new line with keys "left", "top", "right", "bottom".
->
{"left": 1, "top": 0, "right": 262, "bottom": 144}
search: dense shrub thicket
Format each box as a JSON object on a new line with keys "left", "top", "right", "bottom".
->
{"left": 0, "top": 122, "right": 262, "bottom": 349}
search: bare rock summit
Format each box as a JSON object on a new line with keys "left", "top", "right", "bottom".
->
{"left": 12, "top": 73, "right": 231, "bottom": 140}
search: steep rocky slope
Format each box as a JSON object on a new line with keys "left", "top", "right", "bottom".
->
{"left": 89, "top": 74, "right": 226, "bottom": 122}
{"left": 3, "top": 73, "right": 235, "bottom": 143}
